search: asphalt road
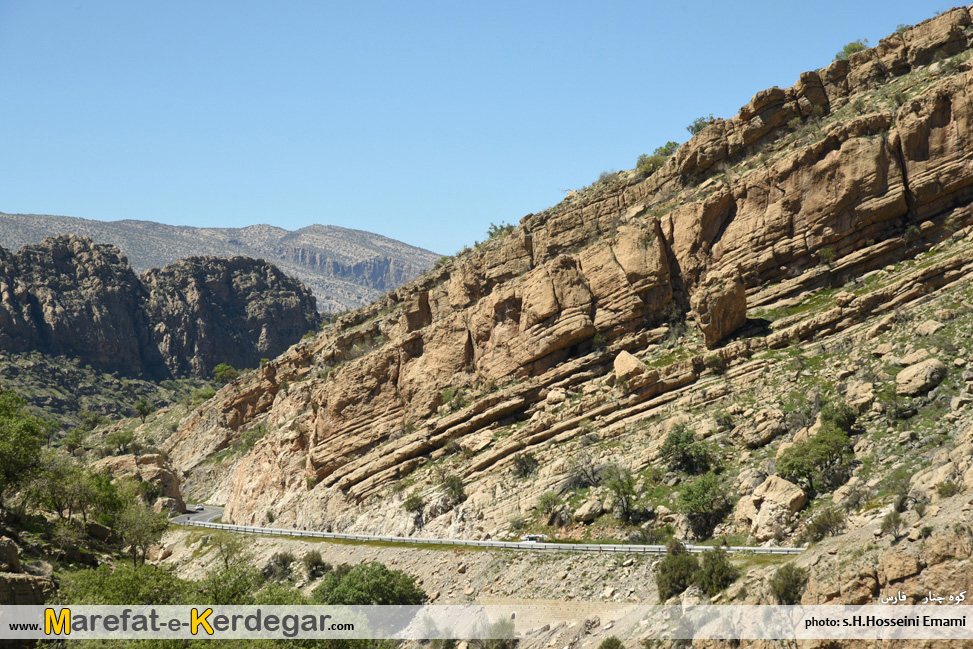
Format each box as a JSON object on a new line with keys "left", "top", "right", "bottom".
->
{"left": 172, "top": 506, "right": 803, "bottom": 555}
{"left": 172, "top": 504, "right": 223, "bottom": 525}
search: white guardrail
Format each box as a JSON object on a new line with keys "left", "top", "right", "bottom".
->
{"left": 177, "top": 520, "right": 803, "bottom": 555}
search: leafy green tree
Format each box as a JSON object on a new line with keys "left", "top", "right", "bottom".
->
{"left": 536, "top": 491, "right": 561, "bottom": 516}
{"left": 777, "top": 426, "right": 852, "bottom": 493}
{"left": 835, "top": 39, "right": 868, "bottom": 61}
{"left": 660, "top": 425, "right": 717, "bottom": 474}
{"left": 820, "top": 401, "right": 856, "bottom": 433}
{"left": 198, "top": 563, "right": 265, "bottom": 605}
{"left": 598, "top": 637, "right": 625, "bottom": 649}
{"left": 686, "top": 114, "right": 714, "bottom": 136}
{"left": 105, "top": 429, "right": 135, "bottom": 455}
{"left": 694, "top": 548, "right": 739, "bottom": 596}
{"left": 58, "top": 563, "right": 190, "bottom": 605}
{"left": 403, "top": 490, "right": 425, "bottom": 513}
{"left": 678, "top": 472, "right": 731, "bottom": 539}
{"left": 0, "top": 391, "right": 48, "bottom": 512}
{"left": 311, "top": 561, "right": 426, "bottom": 605}
{"left": 63, "top": 427, "right": 85, "bottom": 453}
{"left": 213, "top": 363, "right": 240, "bottom": 384}
{"left": 655, "top": 540, "right": 700, "bottom": 602}
{"left": 116, "top": 495, "right": 170, "bottom": 566}
{"left": 134, "top": 398, "right": 154, "bottom": 423}
{"left": 486, "top": 222, "right": 514, "bottom": 240}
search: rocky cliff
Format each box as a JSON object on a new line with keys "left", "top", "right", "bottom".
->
{"left": 165, "top": 7, "right": 973, "bottom": 611}
{"left": 0, "top": 235, "right": 320, "bottom": 379}
{"left": 0, "top": 218, "right": 440, "bottom": 313}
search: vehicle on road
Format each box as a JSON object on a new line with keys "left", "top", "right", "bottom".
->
{"left": 520, "top": 534, "right": 549, "bottom": 543}
{"left": 194, "top": 504, "right": 204, "bottom": 512}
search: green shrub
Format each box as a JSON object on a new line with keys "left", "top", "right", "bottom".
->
{"left": 302, "top": 550, "right": 328, "bottom": 578}
{"left": 311, "top": 561, "right": 425, "bottom": 605}
{"left": 677, "top": 472, "right": 731, "bottom": 539}
{"left": 835, "top": 39, "right": 868, "bottom": 61}
{"left": 936, "top": 480, "right": 961, "bottom": 498}
{"left": 686, "top": 114, "right": 714, "bottom": 136}
{"left": 212, "top": 363, "right": 239, "bottom": 385}
{"left": 769, "top": 563, "right": 808, "bottom": 604}
{"left": 819, "top": 247, "right": 836, "bottom": 266}
{"left": 820, "top": 401, "right": 856, "bottom": 433}
{"left": 190, "top": 387, "right": 216, "bottom": 405}
{"left": 801, "top": 506, "right": 846, "bottom": 543}
{"left": 694, "top": 548, "right": 739, "bottom": 596}
{"left": 512, "top": 452, "right": 539, "bottom": 478}
{"left": 598, "top": 637, "right": 625, "bottom": 649}
{"left": 881, "top": 510, "right": 903, "bottom": 538}
{"left": 536, "top": 491, "right": 561, "bottom": 516}
{"left": 919, "top": 526, "right": 933, "bottom": 539}
{"left": 263, "top": 552, "right": 296, "bottom": 581}
{"left": 403, "top": 490, "right": 425, "bottom": 513}
{"left": 487, "top": 222, "right": 514, "bottom": 240}
{"left": 442, "top": 474, "right": 466, "bottom": 505}
{"left": 655, "top": 540, "right": 699, "bottom": 601}
{"left": 660, "top": 425, "right": 717, "bottom": 474}
{"left": 896, "top": 24, "right": 910, "bottom": 34}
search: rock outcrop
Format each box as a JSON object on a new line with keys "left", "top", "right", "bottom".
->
{"left": 0, "top": 235, "right": 320, "bottom": 378}
{"left": 162, "top": 8, "right": 973, "bottom": 543}
{"left": 91, "top": 453, "right": 187, "bottom": 513}
{"left": 0, "top": 536, "right": 55, "bottom": 605}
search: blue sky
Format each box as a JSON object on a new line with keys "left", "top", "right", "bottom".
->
{"left": 0, "top": 1, "right": 947, "bottom": 255}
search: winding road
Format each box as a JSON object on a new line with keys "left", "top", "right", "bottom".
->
{"left": 173, "top": 506, "right": 803, "bottom": 556}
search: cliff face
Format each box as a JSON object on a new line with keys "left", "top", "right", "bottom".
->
{"left": 0, "top": 235, "right": 320, "bottom": 378}
{"left": 0, "top": 218, "right": 440, "bottom": 313}
{"left": 166, "top": 6, "right": 973, "bottom": 587}
{"left": 142, "top": 256, "right": 321, "bottom": 377}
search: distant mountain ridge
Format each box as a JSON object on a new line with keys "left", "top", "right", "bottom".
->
{"left": 0, "top": 213, "right": 440, "bottom": 313}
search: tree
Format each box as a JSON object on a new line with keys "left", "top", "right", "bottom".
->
{"left": 115, "top": 497, "right": 169, "bottom": 566}
{"left": 603, "top": 465, "right": 637, "bottom": 521}
{"left": 63, "top": 428, "right": 85, "bottom": 453}
{"left": 655, "top": 540, "right": 700, "bottom": 602}
{"left": 660, "top": 425, "right": 716, "bottom": 474}
{"left": 211, "top": 530, "right": 248, "bottom": 569}
{"left": 835, "top": 39, "right": 868, "bottom": 61}
{"left": 104, "top": 430, "right": 135, "bottom": 455}
{"left": 311, "top": 561, "right": 426, "bottom": 605}
{"left": 486, "top": 222, "right": 514, "bottom": 240}
{"left": 694, "top": 548, "right": 739, "bottom": 596}
{"left": 687, "top": 114, "right": 714, "bottom": 136}
{"left": 769, "top": 563, "right": 808, "bottom": 604}
{"left": 442, "top": 474, "right": 466, "bottom": 506}
{"left": 213, "top": 363, "right": 240, "bottom": 385}
{"left": 512, "top": 451, "right": 539, "bottom": 478}
{"left": 777, "top": 426, "right": 853, "bottom": 494}
{"left": 58, "top": 563, "right": 190, "bottom": 605}
{"left": 678, "top": 472, "right": 731, "bottom": 539}
{"left": 198, "top": 562, "right": 264, "bottom": 605}
{"left": 0, "top": 391, "right": 48, "bottom": 512}
{"left": 536, "top": 491, "right": 561, "bottom": 516}
{"left": 134, "top": 398, "right": 154, "bottom": 423}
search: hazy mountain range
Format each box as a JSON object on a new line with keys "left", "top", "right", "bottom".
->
{"left": 0, "top": 213, "right": 440, "bottom": 313}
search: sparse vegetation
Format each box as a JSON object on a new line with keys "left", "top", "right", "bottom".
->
{"left": 769, "top": 563, "right": 808, "bottom": 604}
{"left": 835, "top": 39, "right": 868, "bottom": 61}
{"left": 687, "top": 114, "right": 714, "bottom": 136}
{"left": 655, "top": 540, "right": 700, "bottom": 601}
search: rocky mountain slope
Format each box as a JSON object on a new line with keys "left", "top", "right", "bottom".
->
{"left": 155, "top": 7, "right": 973, "bottom": 622}
{"left": 0, "top": 235, "right": 320, "bottom": 381}
{"left": 0, "top": 216, "right": 440, "bottom": 313}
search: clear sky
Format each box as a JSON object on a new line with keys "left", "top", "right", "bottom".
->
{"left": 0, "top": 1, "right": 948, "bottom": 255}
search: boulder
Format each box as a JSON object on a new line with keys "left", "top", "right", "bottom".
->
{"left": 0, "top": 537, "right": 21, "bottom": 573}
{"left": 0, "top": 573, "right": 55, "bottom": 605}
{"left": 896, "top": 359, "right": 947, "bottom": 396}
{"left": 574, "top": 499, "right": 603, "bottom": 523}
{"left": 614, "top": 350, "right": 648, "bottom": 381}
{"left": 914, "top": 320, "right": 944, "bottom": 336}
{"left": 690, "top": 268, "right": 747, "bottom": 348}
{"left": 734, "top": 476, "right": 806, "bottom": 541}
